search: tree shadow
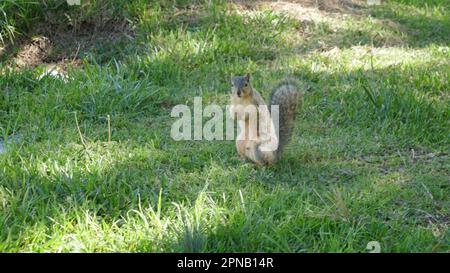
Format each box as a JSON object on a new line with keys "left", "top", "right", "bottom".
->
{"left": 0, "top": 21, "right": 133, "bottom": 69}
{"left": 0, "top": 1, "right": 135, "bottom": 70}
{"left": 366, "top": 2, "right": 449, "bottom": 47}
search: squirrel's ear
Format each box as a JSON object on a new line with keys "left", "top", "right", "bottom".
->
{"left": 245, "top": 73, "right": 250, "bottom": 81}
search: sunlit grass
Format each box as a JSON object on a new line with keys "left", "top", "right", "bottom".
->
{"left": 0, "top": 0, "right": 448, "bottom": 252}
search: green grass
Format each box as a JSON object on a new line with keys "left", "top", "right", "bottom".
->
{"left": 0, "top": 0, "right": 449, "bottom": 252}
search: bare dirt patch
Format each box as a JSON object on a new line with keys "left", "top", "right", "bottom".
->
{"left": 233, "top": 0, "right": 366, "bottom": 16}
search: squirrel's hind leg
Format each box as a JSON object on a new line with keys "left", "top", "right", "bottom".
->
{"left": 242, "top": 141, "right": 269, "bottom": 166}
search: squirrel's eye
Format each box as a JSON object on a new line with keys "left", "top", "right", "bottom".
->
{"left": 244, "top": 83, "right": 248, "bottom": 87}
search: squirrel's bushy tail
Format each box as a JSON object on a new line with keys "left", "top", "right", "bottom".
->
{"left": 269, "top": 80, "right": 303, "bottom": 159}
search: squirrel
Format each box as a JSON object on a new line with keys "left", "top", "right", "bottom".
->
{"left": 229, "top": 73, "right": 302, "bottom": 165}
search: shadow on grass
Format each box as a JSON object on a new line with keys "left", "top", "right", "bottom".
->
{"left": 1, "top": 0, "right": 447, "bottom": 75}
{"left": 367, "top": 3, "right": 450, "bottom": 47}
{"left": 303, "top": 64, "right": 449, "bottom": 147}
{"left": 0, "top": 20, "right": 133, "bottom": 68}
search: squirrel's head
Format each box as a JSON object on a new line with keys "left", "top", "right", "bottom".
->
{"left": 231, "top": 73, "right": 252, "bottom": 98}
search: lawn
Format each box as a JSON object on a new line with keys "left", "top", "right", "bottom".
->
{"left": 0, "top": 0, "right": 448, "bottom": 252}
